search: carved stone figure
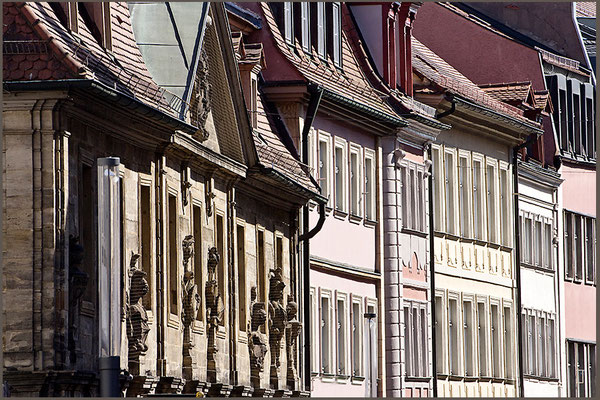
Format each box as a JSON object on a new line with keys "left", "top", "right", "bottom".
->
{"left": 126, "top": 253, "right": 149, "bottom": 376}
{"left": 191, "top": 49, "right": 212, "bottom": 141}
{"left": 205, "top": 247, "right": 223, "bottom": 383}
{"left": 68, "top": 235, "right": 89, "bottom": 365}
{"left": 248, "top": 286, "right": 268, "bottom": 388}
{"left": 268, "top": 267, "right": 287, "bottom": 389}
{"left": 181, "top": 235, "right": 200, "bottom": 380}
{"left": 285, "top": 296, "right": 302, "bottom": 390}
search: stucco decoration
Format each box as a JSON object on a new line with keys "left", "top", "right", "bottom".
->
{"left": 191, "top": 49, "right": 212, "bottom": 142}
{"left": 68, "top": 235, "right": 89, "bottom": 365}
{"left": 268, "top": 267, "right": 287, "bottom": 389}
{"left": 126, "top": 253, "right": 150, "bottom": 376}
{"left": 285, "top": 296, "right": 302, "bottom": 390}
{"left": 205, "top": 247, "right": 223, "bottom": 382}
{"left": 181, "top": 235, "right": 200, "bottom": 380}
{"left": 248, "top": 286, "right": 268, "bottom": 388}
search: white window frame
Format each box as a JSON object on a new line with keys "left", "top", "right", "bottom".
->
{"left": 283, "top": 2, "right": 294, "bottom": 46}
{"left": 349, "top": 143, "right": 363, "bottom": 217}
{"left": 434, "top": 291, "right": 446, "bottom": 375}
{"left": 335, "top": 291, "right": 349, "bottom": 378}
{"left": 351, "top": 295, "right": 363, "bottom": 379}
{"left": 317, "top": 131, "right": 333, "bottom": 208}
{"left": 499, "top": 161, "right": 512, "bottom": 246}
{"left": 431, "top": 144, "right": 445, "bottom": 232}
{"left": 332, "top": 2, "right": 342, "bottom": 68}
{"left": 443, "top": 148, "right": 459, "bottom": 236}
{"left": 310, "top": 287, "right": 318, "bottom": 374}
{"left": 320, "top": 288, "right": 334, "bottom": 376}
{"left": 300, "top": 2, "right": 310, "bottom": 53}
{"left": 485, "top": 158, "right": 500, "bottom": 244}
{"left": 472, "top": 153, "right": 487, "bottom": 241}
{"left": 489, "top": 297, "right": 503, "bottom": 378}
{"left": 462, "top": 294, "right": 476, "bottom": 377}
{"left": 502, "top": 301, "right": 515, "bottom": 380}
{"left": 316, "top": 2, "right": 326, "bottom": 60}
{"left": 447, "top": 291, "right": 461, "bottom": 376}
{"left": 334, "top": 137, "right": 348, "bottom": 213}
{"left": 458, "top": 151, "right": 473, "bottom": 239}
{"left": 476, "top": 296, "right": 490, "bottom": 377}
{"left": 364, "top": 149, "right": 376, "bottom": 221}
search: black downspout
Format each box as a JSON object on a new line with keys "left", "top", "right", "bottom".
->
{"left": 427, "top": 143, "right": 437, "bottom": 397}
{"left": 512, "top": 133, "right": 538, "bottom": 397}
{"left": 300, "top": 84, "right": 325, "bottom": 393}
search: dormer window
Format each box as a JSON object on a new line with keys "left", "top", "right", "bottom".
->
{"left": 300, "top": 2, "right": 310, "bottom": 53}
{"left": 284, "top": 2, "right": 294, "bottom": 46}
{"left": 78, "top": 2, "right": 112, "bottom": 50}
{"left": 315, "top": 2, "right": 326, "bottom": 60}
{"left": 330, "top": 2, "right": 342, "bottom": 68}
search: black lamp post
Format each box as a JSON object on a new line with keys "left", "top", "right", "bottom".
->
{"left": 97, "top": 157, "right": 122, "bottom": 397}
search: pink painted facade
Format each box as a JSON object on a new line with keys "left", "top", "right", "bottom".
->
{"left": 560, "top": 163, "right": 597, "bottom": 216}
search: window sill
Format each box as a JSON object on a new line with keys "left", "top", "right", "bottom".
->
{"left": 521, "top": 263, "right": 555, "bottom": 274}
{"left": 348, "top": 214, "right": 362, "bottom": 224}
{"left": 404, "top": 376, "right": 432, "bottom": 382}
{"left": 333, "top": 209, "right": 348, "bottom": 220}
{"left": 325, "top": 206, "right": 333, "bottom": 216}
{"left": 81, "top": 301, "right": 96, "bottom": 317}
{"left": 364, "top": 218, "right": 377, "bottom": 228}
{"left": 447, "top": 374, "right": 465, "bottom": 381}
{"left": 351, "top": 376, "right": 365, "bottom": 385}
{"left": 238, "top": 333, "right": 248, "bottom": 344}
{"left": 336, "top": 374, "right": 349, "bottom": 383}
{"left": 192, "top": 320, "right": 205, "bottom": 335}
{"left": 167, "top": 313, "right": 180, "bottom": 329}
{"left": 463, "top": 376, "right": 479, "bottom": 382}
{"left": 321, "top": 373, "right": 335, "bottom": 382}
{"left": 523, "top": 374, "right": 559, "bottom": 382}
{"left": 216, "top": 326, "right": 227, "bottom": 339}
{"left": 401, "top": 227, "right": 428, "bottom": 238}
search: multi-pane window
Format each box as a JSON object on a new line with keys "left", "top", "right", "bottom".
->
{"left": 168, "top": 193, "right": 178, "bottom": 314}
{"left": 459, "top": 153, "right": 472, "bottom": 238}
{"left": 300, "top": 2, "right": 310, "bottom": 52}
{"left": 331, "top": 2, "right": 341, "bottom": 67}
{"left": 316, "top": 2, "right": 326, "bottom": 59}
{"left": 349, "top": 145, "right": 361, "bottom": 216}
{"left": 400, "top": 161, "right": 427, "bottom": 232}
{"left": 320, "top": 291, "right": 333, "bottom": 374}
{"left": 318, "top": 132, "right": 331, "bottom": 206}
{"left": 215, "top": 213, "right": 225, "bottom": 326}
{"left": 477, "top": 301, "right": 488, "bottom": 377}
{"left": 486, "top": 162, "right": 498, "bottom": 244}
{"left": 444, "top": 150, "right": 457, "bottom": 236}
{"left": 431, "top": 145, "right": 444, "bottom": 232}
{"left": 490, "top": 303, "right": 501, "bottom": 378}
{"left": 364, "top": 150, "right": 375, "bottom": 220}
{"left": 192, "top": 204, "right": 202, "bottom": 321}
{"left": 283, "top": 2, "right": 294, "bottom": 45}
{"left": 463, "top": 299, "right": 475, "bottom": 376}
{"left": 404, "top": 302, "right": 429, "bottom": 378}
{"left": 567, "top": 341, "right": 596, "bottom": 397}
{"left": 336, "top": 294, "right": 347, "bottom": 376}
{"left": 434, "top": 294, "right": 444, "bottom": 374}
{"left": 448, "top": 296, "right": 460, "bottom": 375}
{"left": 237, "top": 224, "right": 246, "bottom": 331}
{"left": 499, "top": 165, "right": 511, "bottom": 246}
{"left": 547, "top": 74, "right": 596, "bottom": 161}
{"left": 564, "top": 211, "right": 596, "bottom": 284}
{"left": 473, "top": 157, "right": 486, "bottom": 241}
{"left": 140, "top": 185, "right": 153, "bottom": 310}
{"left": 503, "top": 305, "right": 514, "bottom": 380}
{"left": 521, "top": 308, "right": 557, "bottom": 379}
{"left": 310, "top": 288, "right": 318, "bottom": 373}
{"left": 520, "top": 213, "right": 554, "bottom": 270}
{"left": 334, "top": 139, "right": 347, "bottom": 212}
{"left": 351, "top": 298, "right": 363, "bottom": 377}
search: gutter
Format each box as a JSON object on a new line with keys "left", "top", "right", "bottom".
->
{"left": 3, "top": 79, "right": 198, "bottom": 135}
{"left": 512, "top": 132, "right": 539, "bottom": 397}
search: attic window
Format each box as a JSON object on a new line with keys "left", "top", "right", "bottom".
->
{"left": 330, "top": 2, "right": 342, "bottom": 68}
{"left": 49, "top": 2, "right": 78, "bottom": 32}
{"left": 78, "top": 2, "right": 112, "bottom": 50}
{"left": 284, "top": 2, "right": 294, "bottom": 46}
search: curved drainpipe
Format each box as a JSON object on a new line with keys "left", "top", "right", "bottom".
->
{"left": 513, "top": 133, "right": 539, "bottom": 397}
{"left": 436, "top": 94, "right": 456, "bottom": 119}
{"left": 298, "top": 83, "right": 325, "bottom": 392}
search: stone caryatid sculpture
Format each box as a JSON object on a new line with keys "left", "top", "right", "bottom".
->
{"left": 205, "top": 247, "right": 223, "bottom": 383}
{"left": 285, "top": 296, "right": 302, "bottom": 390}
{"left": 181, "top": 235, "right": 200, "bottom": 380}
{"left": 248, "top": 286, "right": 268, "bottom": 388}
{"left": 126, "top": 253, "right": 150, "bottom": 376}
{"left": 268, "top": 267, "right": 287, "bottom": 389}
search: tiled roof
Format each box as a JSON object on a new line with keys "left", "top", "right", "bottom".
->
{"left": 479, "top": 81, "right": 533, "bottom": 104}
{"left": 533, "top": 90, "right": 553, "bottom": 113}
{"left": 259, "top": 2, "right": 397, "bottom": 119}
{"left": 536, "top": 46, "right": 589, "bottom": 76}
{"left": 411, "top": 37, "right": 538, "bottom": 126}
{"left": 576, "top": 2, "right": 596, "bottom": 18}
{"left": 231, "top": 33, "right": 316, "bottom": 192}
{"left": 3, "top": 2, "right": 182, "bottom": 118}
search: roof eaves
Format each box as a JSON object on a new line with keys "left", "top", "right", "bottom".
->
{"left": 225, "top": 2, "right": 262, "bottom": 29}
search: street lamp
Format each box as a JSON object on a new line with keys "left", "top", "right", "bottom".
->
{"left": 97, "top": 157, "right": 121, "bottom": 397}
{"left": 364, "top": 312, "right": 377, "bottom": 398}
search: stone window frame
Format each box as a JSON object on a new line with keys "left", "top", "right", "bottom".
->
{"left": 335, "top": 290, "right": 349, "bottom": 380}
{"left": 458, "top": 150, "right": 473, "bottom": 240}
{"left": 190, "top": 197, "right": 205, "bottom": 334}
{"left": 522, "top": 307, "right": 558, "bottom": 380}
{"left": 350, "top": 294, "right": 364, "bottom": 381}
{"left": 363, "top": 148, "right": 376, "bottom": 223}
{"left": 166, "top": 186, "right": 181, "bottom": 329}
{"left": 462, "top": 293, "right": 476, "bottom": 378}
{"left": 348, "top": 142, "right": 363, "bottom": 219}
{"left": 333, "top": 136, "right": 349, "bottom": 215}
{"left": 214, "top": 208, "right": 227, "bottom": 335}
{"left": 319, "top": 287, "right": 334, "bottom": 378}
{"left": 398, "top": 159, "right": 427, "bottom": 234}
{"left": 564, "top": 210, "right": 596, "bottom": 285}
{"left": 472, "top": 152, "right": 487, "bottom": 242}
{"left": 431, "top": 144, "right": 445, "bottom": 233}
{"left": 476, "top": 295, "right": 490, "bottom": 378}
{"left": 434, "top": 290, "right": 447, "bottom": 376}
{"left": 446, "top": 291, "right": 461, "bottom": 377}
{"left": 403, "top": 299, "right": 429, "bottom": 378}
{"left": 502, "top": 300, "right": 515, "bottom": 381}
{"left": 138, "top": 175, "right": 155, "bottom": 317}
{"left": 317, "top": 130, "right": 333, "bottom": 209}
{"left": 236, "top": 219, "right": 248, "bottom": 337}
{"left": 443, "top": 147, "right": 459, "bottom": 236}
{"left": 520, "top": 211, "right": 554, "bottom": 271}
{"left": 489, "top": 297, "right": 503, "bottom": 379}
{"left": 498, "top": 161, "right": 512, "bottom": 247}
{"left": 485, "top": 158, "right": 500, "bottom": 246}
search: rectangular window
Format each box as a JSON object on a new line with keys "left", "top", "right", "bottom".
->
{"left": 448, "top": 297, "right": 460, "bottom": 375}
{"left": 251, "top": 78, "right": 258, "bottom": 128}
{"left": 503, "top": 306, "right": 514, "bottom": 379}
{"left": 332, "top": 2, "right": 341, "bottom": 67}
{"left": 410, "top": 168, "right": 417, "bottom": 230}
{"left": 352, "top": 299, "right": 362, "bottom": 377}
{"left": 523, "top": 216, "right": 532, "bottom": 264}
{"left": 80, "top": 164, "right": 95, "bottom": 303}
{"left": 257, "top": 230, "right": 266, "bottom": 322}
{"left": 575, "top": 214, "right": 583, "bottom": 280}
{"left": 318, "top": 134, "right": 331, "bottom": 206}
{"left": 534, "top": 220, "right": 542, "bottom": 267}
{"left": 486, "top": 163, "right": 498, "bottom": 244}
{"left": 404, "top": 307, "right": 413, "bottom": 376}
{"left": 140, "top": 185, "right": 152, "bottom": 310}
{"left": 400, "top": 166, "right": 409, "bottom": 228}
{"left": 567, "top": 341, "right": 596, "bottom": 396}
{"left": 560, "top": 88, "right": 568, "bottom": 152}
{"left": 193, "top": 204, "right": 203, "bottom": 321}
{"left": 364, "top": 151, "right": 375, "bottom": 220}
{"left": 473, "top": 158, "right": 485, "bottom": 240}
{"left": 500, "top": 167, "right": 511, "bottom": 246}
{"left": 547, "top": 318, "right": 556, "bottom": 378}
{"left": 459, "top": 155, "right": 471, "bottom": 238}
{"left": 463, "top": 300, "right": 474, "bottom": 376}
{"left": 420, "top": 307, "right": 428, "bottom": 377}
{"left": 334, "top": 141, "right": 347, "bottom": 212}
{"left": 432, "top": 146, "right": 444, "bottom": 232}
{"left": 585, "top": 217, "right": 595, "bottom": 284}
{"left": 444, "top": 151, "right": 457, "bottom": 235}
{"left": 543, "top": 222, "right": 552, "bottom": 270}
{"left": 416, "top": 170, "right": 424, "bottom": 232}
{"left": 565, "top": 212, "right": 574, "bottom": 279}
{"left": 412, "top": 306, "right": 421, "bottom": 377}
{"left": 300, "top": 2, "right": 310, "bottom": 52}
{"left": 490, "top": 303, "right": 501, "bottom": 378}
{"left": 435, "top": 295, "right": 444, "bottom": 374}
{"left": 336, "top": 296, "right": 347, "bottom": 376}
{"left": 321, "top": 293, "right": 332, "bottom": 374}
{"left": 276, "top": 236, "right": 283, "bottom": 270}
{"left": 477, "top": 302, "right": 488, "bottom": 376}
{"left": 216, "top": 214, "right": 225, "bottom": 326}
{"left": 316, "top": 2, "right": 326, "bottom": 59}
{"left": 528, "top": 314, "right": 536, "bottom": 375}
{"left": 168, "top": 194, "right": 178, "bottom": 315}
{"left": 283, "top": 2, "right": 293, "bottom": 45}
{"left": 350, "top": 147, "right": 361, "bottom": 216}
{"left": 574, "top": 93, "right": 582, "bottom": 155}
{"left": 537, "top": 315, "right": 546, "bottom": 377}
{"left": 310, "top": 288, "right": 318, "bottom": 373}
{"left": 237, "top": 224, "right": 246, "bottom": 331}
